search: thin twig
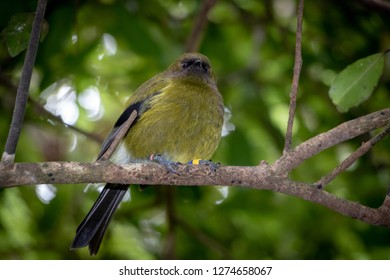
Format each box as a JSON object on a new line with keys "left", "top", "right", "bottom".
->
{"left": 185, "top": 0, "right": 218, "bottom": 52}
{"left": 283, "top": 0, "right": 304, "bottom": 153}
{"left": 0, "top": 73, "right": 104, "bottom": 144}
{"left": 0, "top": 75, "right": 103, "bottom": 144}
{"left": 2, "top": 0, "right": 47, "bottom": 163}
{"left": 29, "top": 98, "right": 104, "bottom": 143}
{"left": 315, "top": 122, "right": 390, "bottom": 188}
{"left": 359, "top": 0, "right": 390, "bottom": 13}
{"left": 98, "top": 110, "right": 137, "bottom": 161}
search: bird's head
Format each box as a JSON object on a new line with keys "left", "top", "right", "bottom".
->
{"left": 166, "top": 53, "right": 217, "bottom": 84}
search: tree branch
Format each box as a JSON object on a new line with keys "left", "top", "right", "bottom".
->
{"left": 283, "top": 0, "right": 304, "bottom": 153}
{"left": 2, "top": 0, "right": 47, "bottom": 163}
{"left": 185, "top": 0, "right": 218, "bottom": 52}
{"left": 273, "top": 108, "right": 390, "bottom": 175}
{"left": 315, "top": 122, "right": 390, "bottom": 188}
{"left": 359, "top": 0, "right": 390, "bottom": 13}
{"left": 1, "top": 107, "right": 389, "bottom": 227}
{"left": 1, "top": 160, "right": 390, "bottom": 227}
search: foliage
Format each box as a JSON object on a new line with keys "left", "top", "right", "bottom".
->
{"left": 329, "top": 53, "right": 385, "bottom": 112}
{"left": 0, "top": 0, "right": 390, "bottom": 260}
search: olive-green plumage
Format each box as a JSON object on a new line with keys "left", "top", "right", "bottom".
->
{"left": 71, "top": 53, "right": 224, "bottom": 255}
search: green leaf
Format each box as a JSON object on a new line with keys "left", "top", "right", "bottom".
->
{"left": 1, "top": 13, "right": 49, "bottom": 57}
{"left": 329, "top": 53, "right": 384, "bottom": 112}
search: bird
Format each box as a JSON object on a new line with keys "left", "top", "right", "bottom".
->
{"left": 70, "top": 52, "right": 224, "bottom": 255}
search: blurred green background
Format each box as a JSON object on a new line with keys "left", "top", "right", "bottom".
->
{"left": 0, "top": 0, "right": 390, "bottom": 259}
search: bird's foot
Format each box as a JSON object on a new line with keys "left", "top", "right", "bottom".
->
{"left": 149, "top": 154, "right": 181, "bottom": 174}
{"left": 187, "top": 159, "right": 220, "bottom": 172}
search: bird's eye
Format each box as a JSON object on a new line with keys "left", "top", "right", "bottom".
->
{"left": 181, "top": 60, "right": 193, "bottom": 69}
{"left": 201, "top": 62, "right": 209, "bottom": 73}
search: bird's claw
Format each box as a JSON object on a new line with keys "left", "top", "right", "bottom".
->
{"left": 150, "top": 154, "right": 182, "bottom": 174}
{"left": 187, "top": 159, "right": 220, "bottom": 172}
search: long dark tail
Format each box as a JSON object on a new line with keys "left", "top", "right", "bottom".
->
{"left": 70, "top": 183, "right": 129, "bottom": 255}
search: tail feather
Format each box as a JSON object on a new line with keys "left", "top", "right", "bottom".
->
{"left": 71, "top": 183, "right": 128, "bottom": 255}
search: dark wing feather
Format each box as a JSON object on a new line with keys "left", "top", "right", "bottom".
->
{"left": 97, "top": 101, "right": 143, "bottom": 160}
{"left": 96, "top": 90, "right": 161, "bottom": 160}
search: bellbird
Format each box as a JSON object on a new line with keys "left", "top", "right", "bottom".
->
{"left": 70, "top": 53, "right": 224, "bottom": 255}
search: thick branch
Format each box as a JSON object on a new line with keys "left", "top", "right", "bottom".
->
{"left": 1, "top": 108, "right": 389, "bottom": 228}
{"left": 0, "top": 161, "right": 270, "bottom": 187}
{"left": 1, "top": 161, "right": 389, "bottom": 228}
